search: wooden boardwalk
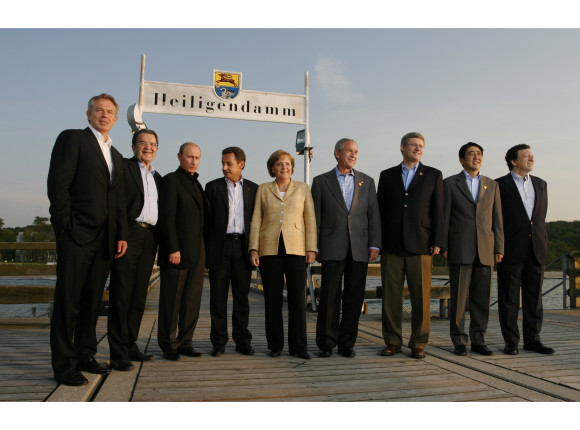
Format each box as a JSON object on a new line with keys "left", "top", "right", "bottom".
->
{"left": 1, "top": 275, "right": 580, "bottom": 402}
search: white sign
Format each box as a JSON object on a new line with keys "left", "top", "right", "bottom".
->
{"left": 141, "top": 80, "right": 305, "bottom": 125}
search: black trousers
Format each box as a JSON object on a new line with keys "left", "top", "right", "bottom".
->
{"left": 316, "top": 251, "right": 368, "bottom": 350}
{"left": 259, "top": 236, "right": 308, "bottom": 354}
{"left": 157, "top": 243, "right": 205, "bottom": 352}
{"left": 108, "top": 225, "right": 157, "bottom": 360}
{"left": 50, "top": 228, "right": 111, "bottom": 372}
{"left": 209, "top": 235, "right": 252, "bottom": 348}
{"left": 449, "top": 255, "right": 492, "bottom": 347}
{"left": 497, "top": 246, "right": 545, "bottom": 346}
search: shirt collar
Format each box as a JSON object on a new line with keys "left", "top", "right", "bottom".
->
{"left": 335, "top": 165, "right": 355, "bottom": 177}
{"left": 224, "top": 176, "right": 243, "bottom": 186}
{"left": 138, "top": 160, "right": 155, "bottom": 174}
{"left": 510, "top": 170, "right": 531, "bottom": 182}
{"left": 88, "top": 124, "right": 112, "bottom": 148}
{"left": 401, "top": 161, "right": 420, "bottom": 172}
{"left": 462, "top": 170, "right": 480, "bottom": 181}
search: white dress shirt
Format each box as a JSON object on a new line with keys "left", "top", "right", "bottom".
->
{"left": 135, "top": 161, "right": 159, "bottom": 226}
{"left": 511, "top": 170, "right": 535, "bottom": 220}
{"left": 88, "top": 123, "right": 115, "bottom": 182}
{"left": 226, "top": 177, "right": 245, "bottom": 234}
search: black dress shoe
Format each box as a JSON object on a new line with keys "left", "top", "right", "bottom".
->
{"left": 163, "top": 350, "right": 180, "bottom": 361}
{"left": 129, "top": 351, "right": 154, "bottom": 362}
{"left": 77, "top": 357, "right": 110, "bottom": 375}
{"left": 290, "top": 351, "right": 311, "bottom": 359}
{"left": 504, "top": 343, "right": 519, "bottom": 355}
{"left": 318, "top": 348, "right": 332, "bottom": 358}
{"left": 338, "top": 347, "right": 356, "bottom": 358}
{"left": 471, "top": 344, "right": 494, "bottom": 356}
{"left": 177, "top": 346, "right": 202, "bottom": 357}
{"left": 524, "top": 342, "right": 555, "bottom": 354}
{"left": 269, "top": 350, "right": 281, "bottom": 357}
{"left": 211, "top": 346, "right": 225, "bottom": 357}
{"left": 453, "top": 345, "right": 467, "bottom": 356}
{"left": 54, "top": 369, "right": 88, "bottom": 386}
{"left": 111, "top": 359, "right": 135, "bottom": 372}
{"left": 235, "top": 345, "right": 255, "bottom": 356}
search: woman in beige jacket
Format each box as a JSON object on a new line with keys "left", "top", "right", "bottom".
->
{"left": 249, "top": 150, "right": 317, "bottom": 359}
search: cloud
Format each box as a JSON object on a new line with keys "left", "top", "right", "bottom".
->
{"left": 314, "top": 55, "right": 364, "bottom": 104}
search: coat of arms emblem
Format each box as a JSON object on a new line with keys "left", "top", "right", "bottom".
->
{"left": 213, "top": 70, "right": 241, "bottom": 100}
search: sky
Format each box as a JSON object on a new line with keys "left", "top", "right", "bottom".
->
{"left": 1, "top": 0, "right": 577, "bottom": 422}
{"left": 1, "top": 3, "right": 580, "bottom": 231}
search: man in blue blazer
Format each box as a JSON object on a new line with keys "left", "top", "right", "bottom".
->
{"left": 312, "top": 138, "right": 382, "bottom": 358}
{"left": 47, "top": 94, "right": 128, "bottom": 386}
{"left": 496, "top": 144, "right": 554, "bottom": 355}
{"left": 377, "top": 132, "right": 445, "bottom": 359}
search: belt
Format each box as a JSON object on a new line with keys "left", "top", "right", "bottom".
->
{"left": 131, "top": 220, "right": 155, "bottom": 230}
{"left": 226, "top": 233, "right": 244, "bottom": 240}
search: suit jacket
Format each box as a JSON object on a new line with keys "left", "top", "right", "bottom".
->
{"left": 311, "top": 168, "right": 381, "bottom": 262}
{"left": 124, "top": 156, "right": 162, "bottom": 232}
{"left": 47, "top": 127, "right": 127, "bottom": 258}
{"left": 157, "top": 167, "right": 208, "bottom": 269}
{"left": 495, "top": 173, "right": 548, "bottom": 265}
{"left": 248, "top": 180, "right": 316, "bottom": 257}
{"left": 204, "top": 176, "right": 258, "bottom": 270}
{"left": 443, "top": 172, "right": 504, "bottom": 266}
{"left": 377, "top": 162, "right": 445, "bottom": 255}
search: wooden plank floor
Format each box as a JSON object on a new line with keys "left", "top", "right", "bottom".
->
{"left": 2, "top": 275, "right": 580, "bottom": 402}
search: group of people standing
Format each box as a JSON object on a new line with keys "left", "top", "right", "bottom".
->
{"left": 47, "top": 93, "right": 553, "bottom": 387}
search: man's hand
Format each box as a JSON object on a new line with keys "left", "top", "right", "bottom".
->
{"left": 430, "top": 246, "right": 441, "bottom": 256}
{"left": 495, "top": 253, "right": 503, "bottom": 263}
{"left": 306, "top": 251, "right": 316, "bottom": 264}
{"left": 169, "top": 251, "right": 181, "bottom": 266}
{"left": 115, "top": 240, "right": 128, "bottom": 259}
{"left": 443, "top": 251, "right": 448, "bottom": 259}
{"left": 369, "top": 248, "right": 379, "bottom": 263}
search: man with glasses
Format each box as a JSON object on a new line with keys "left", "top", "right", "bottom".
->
{"left": 496, "top": 144, "right": 554, "bottom": 355}
{"left": 377, "top": 132, "right": 445, "bottom": 359}
{"left": 107, "top": 129, "right": 162, "bottom": 371}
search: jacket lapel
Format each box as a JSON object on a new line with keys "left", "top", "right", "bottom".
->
{"left": 268, "top": 182, "right": 284, "bottom": 202}
{"left": 407, "top": 163, "right": 424, "bottom": 191}
{"left": 129, "top": 157, "right": 145, "bottom": 197}
{"left": 455, "top": 172, "right": 475, "bottom": 204}
{"left": 84, "top": 127, "right": 111, "bottom": 181}
{"left": 219, "top": 179, "right": 229, "bottom": 209}
{"left": 350, "top": 170, "right": 363, "bottom": 214}
{"left": 327, "top": 169, "right": 349, "bottom": 212}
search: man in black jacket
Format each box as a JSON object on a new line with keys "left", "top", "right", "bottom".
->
{"left": 157, "top": 142, "right": 207, "bottom": 360}
{"left": 47, "top": 94, "right": 127, "bottom": 386}
{"left": 108, "top": 129, "right": 162, "bottom": 371}
{"left": 377, "top": 132, "right": 445, "bottom": 359}
{"left": 496, "top": 144, "right": 554, "bottom": 355}
{"left": 205, "top": 147, "right": 258, "bottom": 357}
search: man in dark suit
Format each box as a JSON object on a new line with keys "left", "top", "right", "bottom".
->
{"left": 443, "top": 142, "right": 504, "bottom": 356}
{"left": 205, "top": 147, "right": 258, "bottom": 357}
{"left": 107, "top": 129, "right": 162, "bottom": 371}
{"left": 496, "top": 144, "right": 554, "bottom": 355}
{"left": 47, "top": 94, "right": 128, "bottom": 386}
{"left": 157, "top": 142, "right": 207, "bottom": 360}
{"left": 312, "top": 138, "right": 382, "bottom": 358}
{"left": 377, "top": 132, "right": 444, "bottom": 359}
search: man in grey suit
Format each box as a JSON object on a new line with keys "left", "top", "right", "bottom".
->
{"left": 443, "top": 142, "right": 504, "bottom": 356}
{"left": 311, "top": 138, "right": 381, "bottom": 358}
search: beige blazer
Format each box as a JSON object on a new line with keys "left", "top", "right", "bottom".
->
{"left": 249, "top": 180, "right": 317, "bottom": 257}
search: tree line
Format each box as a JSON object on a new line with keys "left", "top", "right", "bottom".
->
{"left": 1, "top": 216, "right": 579, "bottom": 266}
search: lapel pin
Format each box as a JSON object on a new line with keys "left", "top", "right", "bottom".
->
{"left": 359, "top": 181, "right": 364, "bottom": 187}
{"left": 419, "top": 172, "right": 423, "bottom": 175}
{"left": 484, "top": 185, "right": 487, "bottom": 190}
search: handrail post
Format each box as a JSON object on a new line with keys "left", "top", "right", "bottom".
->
{"left": 563, "top": 253, "right": 568, "bottom": 309}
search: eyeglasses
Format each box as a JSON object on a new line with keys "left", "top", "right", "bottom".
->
{"left": 137, "top": 141, "right": 159, "bottom": 148}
